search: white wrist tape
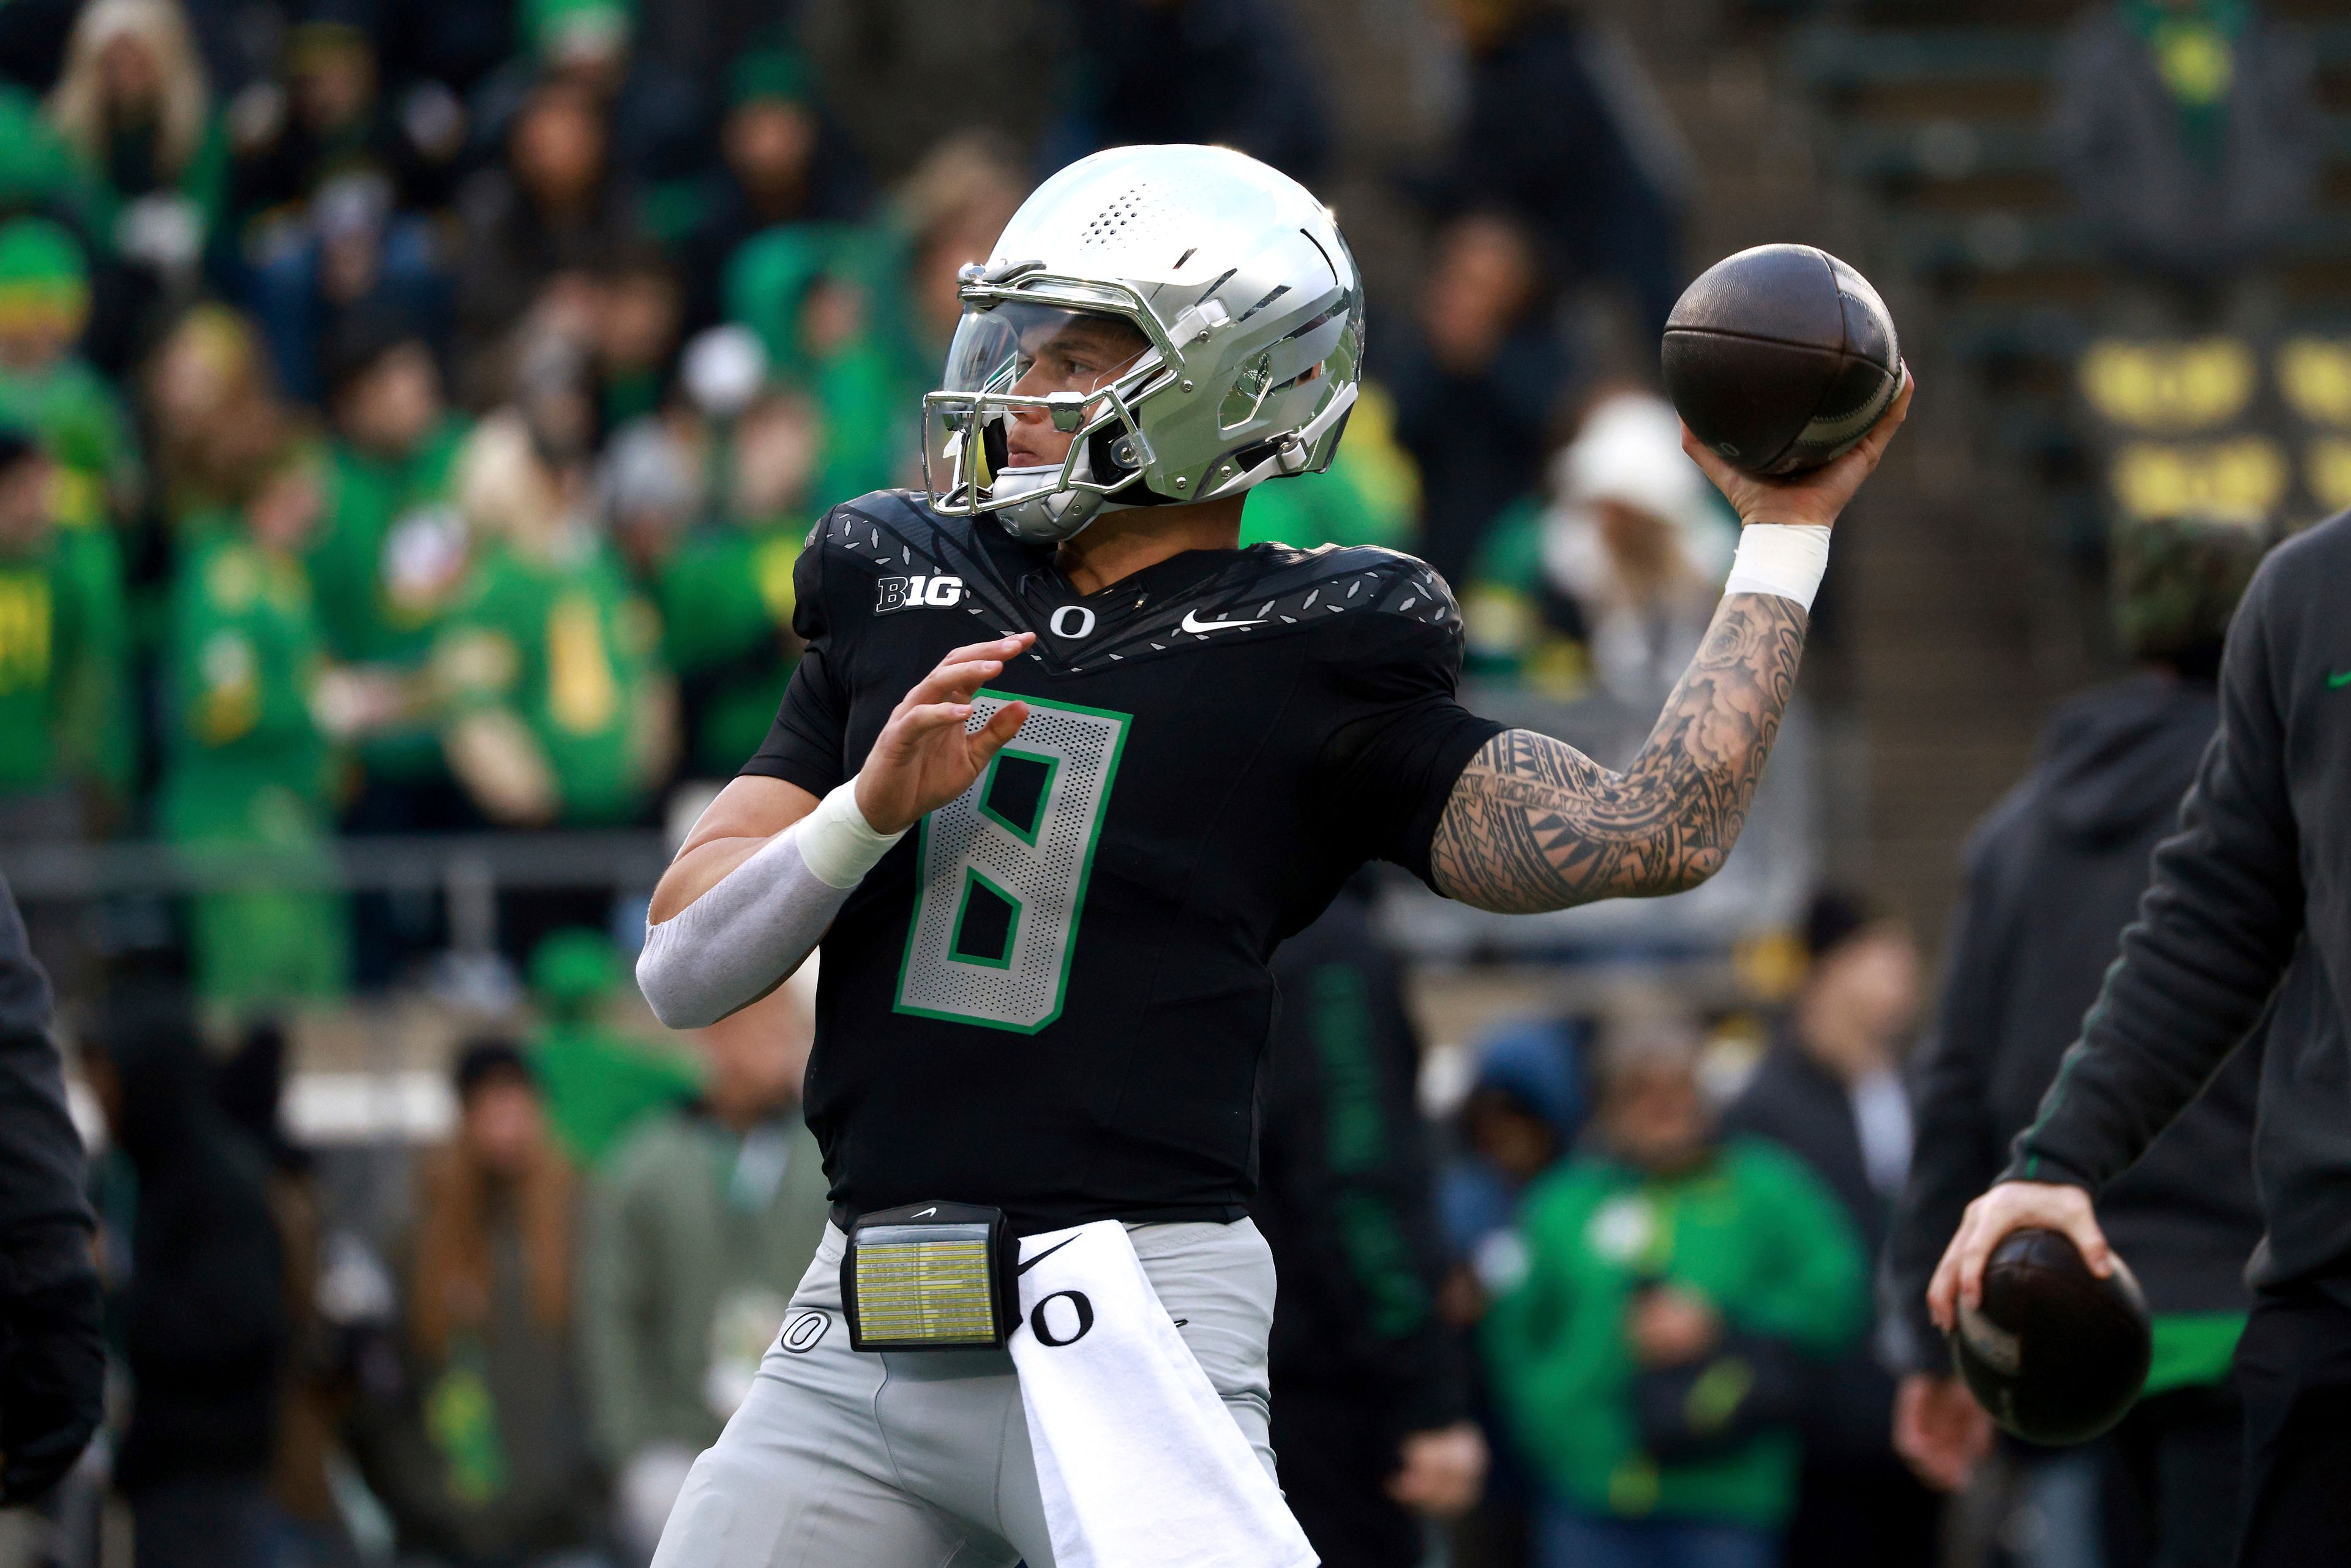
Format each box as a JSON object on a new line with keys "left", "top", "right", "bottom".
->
{"left": 1722, "top": 524, "right": 1832, "bottom": 612}
{"left": 636, "top": 779, "right": 905, "bottom": 1029}
{"left": 797, "top": 779, "right": 908, "bottom": 888}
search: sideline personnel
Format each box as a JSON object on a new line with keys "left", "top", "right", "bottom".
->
{"left": 0, "top": 871, "right": 104, "bottom": 1502}
{"left": 1931, "top": 511, "right": 2351, "bottom": 1565}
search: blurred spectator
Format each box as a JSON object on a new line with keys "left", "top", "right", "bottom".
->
{"left": 227, "top": 21, "right": 463, "bottom": 236}
{"left": 454, "top": 78, "right": 640, "bottom": 400}
{"left": 1438, "top": 1015, "right": 1589, "bottom": 1568}
{"left": 0, "top": 217, "right": 140, "bottom": 531}
{"left": 1238, "top": 383, "right": 1421, "bottom": 552}
{"left": 432, "top": 411, "right": 675, "bottom": 831}
{"left": 1884, "top": 514, "right": 2272, "bottom": 1565}
{"left": 353, "top": 1041, "right": 605, "bottom": 1568}
{"left": 1387, "top": 211, "right": 1572, "bottom": 591}
{"left": 1720, "top": 893, "right": 1938, "bottom": 1568}
{"left": 1483, "top": 1018, "right": 1865, "bottom": 1568}
{"left": 525, "top": 928, "right": 699, "bottom": 1169}
{"left": 2052, "top": 0, "right": 2327, "bottom": 287}
{"left": 0, "top": 871, "right": 105, "bottom": 1510}
{"left": 799, "top": 0, "right": 1062, "bottom": 181}
{"left": 1437, "top": 0, "right": 1687, "bottom": 341}
{"left": 0, "top": 81, "right": 106, "bottom": 241}
{"left": 579, "top": 980, "right": 826, "bottom": 1564}
{"left": 599, "top": 413, "right": 700, "bottom": 588}
{"left": 1049, "top": 0, "right": 1332, "bottom": 184}
{"left": 244, "top": 171, "right": 452, "bottom": 407}
{"left": 144, "top": 302, "right": 288, "bottom": 535}
{"left": 652, "top": 392, "right": 814, "bottom": 776}
{"left": 1464, "top": 390, "right": 1734, "bottom": 706}
{"left": 1439, "top": 1017, "right": 1587, "bottom": 1286}
{"left": 731, "top": 132, "right": 1026, "bottom": 510}
{"left": 312, "top": 322, "right": 474, "bottom": 839}
{"left": 212, "top": 1020, "right": 358, "bottom": 1568}
{"left": 590, "top": 244, "right": 682, "bottom": 428}
{"left": 86, "top": 989, "right": 289, "bottom": 1568}
{"left": 0, "top": 428, "right": 133, "bottom": 856}
{"left": 160, "top": 440, "right": 350, "bottom": 1015}
{"left": 663, "top": 48, "right": 866, "bottom": 339}
{"left": 45, "top": 0, "right": 227, "bottom": 298}
{"left": 463, "top": 0, "right": 707, "bottom": 204}
{"left": 1256, "top": 881, "right": 1487, "bottom": 1568}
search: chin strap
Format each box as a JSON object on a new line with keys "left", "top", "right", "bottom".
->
{"left": 1201, "top": 381, "right": 1361, "bottom": 502}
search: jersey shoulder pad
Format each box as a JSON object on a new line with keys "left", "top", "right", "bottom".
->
{"left": 796, "top": 491, "right": 980, "bottom": 637}
{"left": 807, "top": 489, "right": 978, "bottom": 564}
{"left": 1226, "top": 542, "right": 1462, "bottom": 637}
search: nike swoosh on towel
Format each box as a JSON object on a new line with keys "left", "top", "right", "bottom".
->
{"left": 1016, "top": 1236, "right": 1082, "bottom": 1275}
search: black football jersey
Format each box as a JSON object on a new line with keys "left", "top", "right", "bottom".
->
{"left": 741, "top": 491, "right": 1505, "bottom": 1232}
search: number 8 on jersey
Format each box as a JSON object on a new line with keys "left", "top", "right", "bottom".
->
{"left": 895, "top": 691, "right": 1131, "bottom": 1032}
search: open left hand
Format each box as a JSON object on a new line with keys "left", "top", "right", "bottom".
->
{"left": 1682, "top": 366, "right": 1914, "bottom": 530}
{"left": 854, "top": 634, "right": 1035, "bottom": 835}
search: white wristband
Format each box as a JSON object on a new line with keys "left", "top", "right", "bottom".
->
{"left": 1722, "top": 524, "right": 1832, "bottom": 612}
{"left": 798, "top": 779, "right": 907, "bottom": 889}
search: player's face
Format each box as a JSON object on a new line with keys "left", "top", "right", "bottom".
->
{"left": 1000, "top": 314, "right": 1150, "bottom": 470}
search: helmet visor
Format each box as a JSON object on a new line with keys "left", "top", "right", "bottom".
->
{"left": 922, "top": 301, "right": 1155, "bottom": 516}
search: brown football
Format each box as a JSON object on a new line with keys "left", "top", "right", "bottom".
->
{"left": 1661, "top": 244, "right": 1902, "bottom": 476}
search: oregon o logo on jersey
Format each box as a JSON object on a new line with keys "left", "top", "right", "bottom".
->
{"left": 894, "top": 690, "right": 1130, "bottom": 1032}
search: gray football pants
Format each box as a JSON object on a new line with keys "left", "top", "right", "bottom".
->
{"left": 650, "top": 1218, "right": 1280, "bottom": 1568}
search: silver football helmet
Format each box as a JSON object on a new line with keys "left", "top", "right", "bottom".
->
{"left": 921, "top": 143, "right": 1365, "bottom": 544}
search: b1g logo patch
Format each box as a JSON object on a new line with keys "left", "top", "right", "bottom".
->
{"left": 876, "top": 574, "right": 965, "bottom": 613}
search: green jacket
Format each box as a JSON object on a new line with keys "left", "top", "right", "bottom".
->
{"left": 658, "top": 519, "right": 804, "bottom": 775}
{"left": 160, "top": 535, "right": 334, "bottom": 839}
{"left": 578, "top": 1103, "right": 830, "bottom": 1465}
{"left": 0, "top": 515, "right": 130, "bottom": 798}
{"left": 434, "top": 540, "right": 667, "bottom": 825}
{"left": 311, "top": 421, "right": 470, "bottom": 783}
{"left": 1482, "top": 1138, "right": 1867, "bottom": 1528}
{"left": 159, "top": 533, "right": 346, "bottom": 1007}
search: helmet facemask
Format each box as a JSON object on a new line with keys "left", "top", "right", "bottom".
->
{"left": 922, "top": 293, "right": 1169, "bottom": 544}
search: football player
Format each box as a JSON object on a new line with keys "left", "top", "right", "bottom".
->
{"left": 636, "top": 143, "right": 1908, "bottom": 1567}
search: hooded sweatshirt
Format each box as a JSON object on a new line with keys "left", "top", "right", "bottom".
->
{"left": 2009, "top": 517, "right": 2351, "bottom": 1303}
{"left": 1886, "top": 673, "right": 2262, "bottom": 1382}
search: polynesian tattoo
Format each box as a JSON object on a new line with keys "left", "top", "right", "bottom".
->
{"left": 1431, "top": 592, "right": 1809, "bottom": 913}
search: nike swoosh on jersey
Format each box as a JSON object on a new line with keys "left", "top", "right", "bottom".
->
{"left": 1179, "top": 610, "right": 1265, "bottom": 634}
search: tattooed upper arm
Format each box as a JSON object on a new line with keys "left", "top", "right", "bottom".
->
{"left": 1430, "top": 593, "right": 1808, "bottom": 913}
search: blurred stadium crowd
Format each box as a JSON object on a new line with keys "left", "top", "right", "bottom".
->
{"left": 0, "top": 0, "right": 2342, "bottom": 1566}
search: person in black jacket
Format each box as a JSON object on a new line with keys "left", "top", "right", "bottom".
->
{"left": 1722, "top": 891, "right": 1938, "bottom": 1568}
{"left": 85, "top": 989, "right": 288, "bottom": 1568}
{"left": 1892, "top": 512, "right": 2268, "bottom": 1568}
{"left": 0, "top": 873, "right": 104, "bottom": 1506}
{"left": 1256, "top": 879, "right": 1488, "bottom": 1568}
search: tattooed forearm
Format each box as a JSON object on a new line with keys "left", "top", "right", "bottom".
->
{"left": 1431, "top": 593, "right": 1809, "bottom": 913}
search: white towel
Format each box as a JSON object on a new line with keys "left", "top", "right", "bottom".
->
{"left": 1009, "top": 1222, "right": 1318, "bottom": 1568}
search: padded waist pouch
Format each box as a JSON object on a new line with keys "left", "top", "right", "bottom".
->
{"left": 841, "top": 1201, "right": 1018, "bottom": 1351}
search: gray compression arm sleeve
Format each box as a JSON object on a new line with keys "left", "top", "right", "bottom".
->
{"left": 638, "top": 779, "right": 907, "bottom": 1027}
{"left": 636, "top": 823, "right": 851, "bottom": 1029}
